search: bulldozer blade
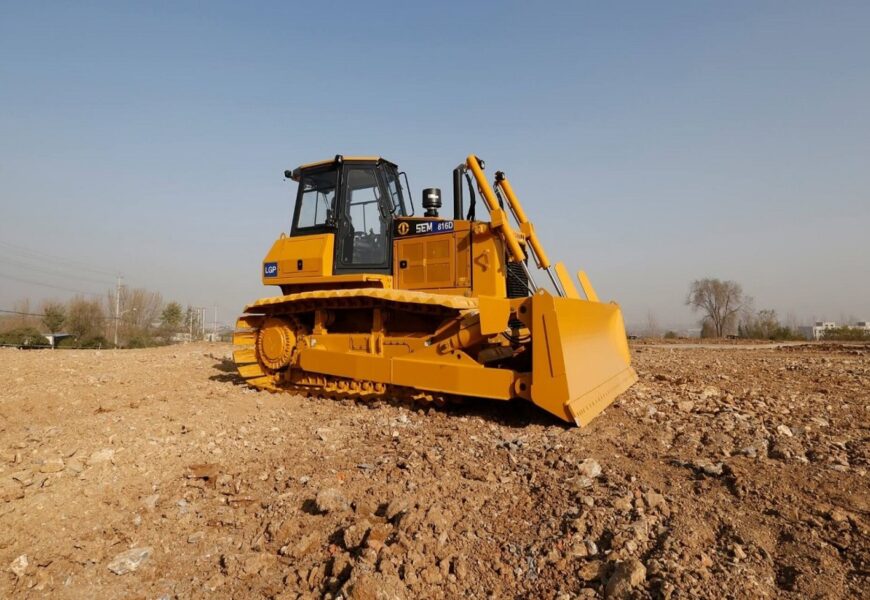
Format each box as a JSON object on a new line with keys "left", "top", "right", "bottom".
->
{"left": 530, "top": 291, "right": 637, "bottom": 426}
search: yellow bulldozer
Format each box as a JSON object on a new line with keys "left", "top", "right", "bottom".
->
{"left": 233, "top": 154, "right": 637, "bottom": 426}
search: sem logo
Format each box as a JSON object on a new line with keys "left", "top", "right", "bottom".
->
{"left": 263, "top": 262, "right": 278, "bottom": 277}
{"left": 414, "top": 221, "right": 454, "bottom": 235}
{"left": 397, "top": 222, "right": 409, "bottom": 235}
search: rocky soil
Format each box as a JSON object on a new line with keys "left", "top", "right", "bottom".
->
{"left": 0, "top": 342, "right": 867, "bottom": 599}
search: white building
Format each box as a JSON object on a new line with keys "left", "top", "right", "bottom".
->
{"left": 801, "top": 321, "right": 838, "bottom": 341}
{"left": 800, "top": 320, "right": 870, "bottom": 340}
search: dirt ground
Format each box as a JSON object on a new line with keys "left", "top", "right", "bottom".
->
{"left": 0, "top": 342, "right": 867, "bottom": 599}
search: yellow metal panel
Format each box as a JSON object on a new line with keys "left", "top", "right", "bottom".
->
{"left": 577, "top": 270, "right": 600, "bottom": 303}
{"left": 530, "top": 291, "right": 636, "bottom": 425}
{"left": 233, "top": 331, "right": 256, "bottom": 346}
{"left": 262, "top": 234, "right": 335, "bottom": 284}
{"left": 245, "top": 287, "right": 479, "bottom": 313}
{"left": 470, "top": 226, "right": 507, "bottom": 298}
{"left": 392, "top": 353, "right": 515, "bottom": 400}
{"left": 233, "top": 348, "right": 257, "bottom": 364}
{"left": 477, "top": 296, "right": 510, "bottom": 335}
{"left": 237, "top": 363, "right": 266, "bottom": 379}
{"left": 554, "top": 262, "right": 580, "bottom": 299}
{"left": 299, "top": 348, "right": 392, "bottom": 383}
{"left": 394, "top": 233, "right": 455, "bottom": 290}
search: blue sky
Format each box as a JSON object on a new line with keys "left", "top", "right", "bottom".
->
{"left": 1, "top": 1, "right": 868, "bottom": 329}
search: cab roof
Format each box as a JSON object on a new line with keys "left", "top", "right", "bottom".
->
{"left": 286, "top": 155, "right": 398, "bottom": 181}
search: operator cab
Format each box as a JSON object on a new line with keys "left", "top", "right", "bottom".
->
{"left": 286, "top": 155, "right": 409, "bottom": 274}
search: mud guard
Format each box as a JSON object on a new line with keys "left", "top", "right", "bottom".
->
{"left": 530, "top": 291, "right": 638, "bottom": 426}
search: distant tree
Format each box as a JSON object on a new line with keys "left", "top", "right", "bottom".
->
{"left": 161, "top": 301, "right": 183, "bottom": 331}
{"left": 0, "top": 327, "right": 48, "bottom": 347}
{"left": 663, "top": 330, "right": 678, "bottom": 339}
{"left": 66, "top": 296, "right": 106, "bottom": 342}
{"left": 822, "top": 326, "right": 870, "bottom": 341}
{"left": 740, "top": 308, "right": 805, "bottom": 340}
{"left": 686, "top": 278, "right": 748, "bottom": 338}
{"left": 183, "top": 305, "right": 202, "bottom": 338}
{"left": 644, "top": 310, "right": 662, "bottom": 338}
{"left": 41, "top": 301, "right": 66, "bottom": 333}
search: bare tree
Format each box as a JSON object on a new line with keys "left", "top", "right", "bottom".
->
{"left": 67, "top": 296, "right": 106, "bottom": 342}
{"left": 644, "top": 310, "right": 662, "bottom": 338}
{"left": 686, "top": 278, "right": 748, "bottom": 338}
{"left": 106, "top": 286, "right": 164, "bottom": 345}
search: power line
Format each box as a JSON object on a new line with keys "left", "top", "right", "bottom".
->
{"left": 0, "top": 255, "right": 116, "bottom": 286}
{"left": 0, "top": 271, "right": 106, "bottom": 297}
{"left": 0, "top": 309, "right": 47, "bottom": 317}
{"left": 0, "top": 240, "right": 117, "bottom": 277}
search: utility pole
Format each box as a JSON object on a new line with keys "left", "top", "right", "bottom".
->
{"left": 113, "top": 275, "right": 122, "bottom": 348}
{"left": 212, "top": 305, "right": 218, "bottom": 342}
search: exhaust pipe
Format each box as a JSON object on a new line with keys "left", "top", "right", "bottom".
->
{"left": 453, "top": 165, "right": 464, "bottom": 219}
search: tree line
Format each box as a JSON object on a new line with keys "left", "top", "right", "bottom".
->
{"left": 0, "top": 289, "right": 213, "bottom": 348}
{"left": 644, "top": 278, "right": 868, "bottom": 341}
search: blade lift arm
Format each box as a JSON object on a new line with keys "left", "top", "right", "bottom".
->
{"left": 465, "top": 154, "right": 589, "bottom": 300}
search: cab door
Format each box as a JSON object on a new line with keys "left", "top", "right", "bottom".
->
{"left": 334, "top": 164, "right": 393, "bottom": 273}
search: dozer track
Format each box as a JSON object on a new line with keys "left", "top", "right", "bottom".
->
{"left": 233, "top": 287, "right": 637, "bottom": 425}
{"left": 233, "top": 288, "right": 492, "bottom": 409}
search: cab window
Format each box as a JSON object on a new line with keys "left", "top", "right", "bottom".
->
{"left": 293, "top": 168, "right": 337, "bottom": 231}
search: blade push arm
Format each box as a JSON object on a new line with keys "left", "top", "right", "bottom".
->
{"left": 466, "top": 154, "right": 583, "bottom": 299}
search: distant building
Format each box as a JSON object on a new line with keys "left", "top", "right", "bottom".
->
{"left": 801, "top": 321, "right": 838, "bottom": 340}
{"left": 800, "top": 320, "right": 870, "bottom": 340}
{"left": 42, "top": 333, "right": 74, "bottom": 348}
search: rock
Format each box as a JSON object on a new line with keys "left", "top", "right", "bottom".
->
{"left": 343, "top": 520, "right": 371, "bottom": 549}
{"left": 828, "top": 508, "right": 849, "bottom": 523}
{"left": 578, "top": 559, "right": 604, "bottom": 582}
{"left": 385, "top": 497, "right": 411, "bottom": 521}
{"left": 284, "top": 532, "right": 320, "bottom": 558}
{"left": 453, "top": 557, "right": 468, "bottom": 580}
{"left": 677, "top": 400, "right": 694, "bottom": 413}
{"left": 9, "top": 554, "right": 28, "bottom": 578}
{"left": 644, "top": 491, "right": 666, "bottom": 510}
{"left": 605, "top": 558, "right": 646, "bottom": 598}
{"left": 188, "top": 531, "right": 205, "bottom": 544}
{"left": 1, "top": 479, "right": 25, "bottom": 502}
{"left": 425, "top": 506, "right": 450, "bottom": 533}
{"left": 107, "top": 547, "right": 152, "bottom": 575}
{"left": 142, "top": 494, "right": 160, "bottom": 511}
{"left": 701, "top": 386, "right": 720, "bottom": 399}
{"left": 776, "top": 424, "right": 794, "bottom": 438}
{"left": 365, "top": 523, "right": 392, "bottom": 550}
{"left": 186, "top": 463, "right": 219, "bottom": 480}
{"left": 65, "top": 458, "right": 84, "bottom": 474}
{"left": 87, "top": 448, "right": 114, "bottom": 465}
{"left": 732, "top": 544, "right": 747, "bottom": 560}
{"left": 315, "top": 488, "right": 349, "bottom": 513}
{"left": 584, "top": 539, "right": 599, "bottom": 556}
{"left": 694, "top": 460, "right": 723, "bottom": 476}
{"left": 40, "top": 458, "right": 65, "bottom": 473}
{"left": 577, "top": 459, "right": 602, "bottom": 479}
{"left": 345, "top": 572, "right": 406, "bottom": 600}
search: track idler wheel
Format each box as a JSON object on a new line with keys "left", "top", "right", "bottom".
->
{"left": 256, "top": 317, "right": 297, "bottom": 371}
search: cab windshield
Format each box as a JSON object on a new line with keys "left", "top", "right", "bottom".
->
{"left": 294, "top": 168, "right": 337, "bottom": 231}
